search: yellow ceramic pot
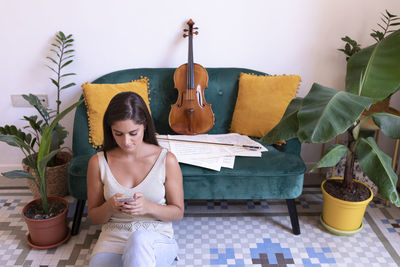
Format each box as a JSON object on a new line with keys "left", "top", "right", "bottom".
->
{"left": 321, "top": 177, "right": 373, "bottom": 233}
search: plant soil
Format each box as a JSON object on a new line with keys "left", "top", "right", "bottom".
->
{"left": 24, "top": 201, "right": 66, "bottom": 220}
{"left": 324, "top": 179, "right": 371, "bottom": 202}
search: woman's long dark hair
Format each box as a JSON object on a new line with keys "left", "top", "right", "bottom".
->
{"left": 102, "top": 91, "right": 158, "bottom": 151}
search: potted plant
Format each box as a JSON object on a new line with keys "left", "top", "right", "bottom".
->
{"left": 1, "top": 99, "right": 82, "bottom": 248}
{"left": 1, "top": 31, "right": 76, "bottom": 198}
{"left": 262, "top": 25, "right": 400, "bottom": 235}
{"left": 0, "top": 31, "right": 83, "bottom": 248}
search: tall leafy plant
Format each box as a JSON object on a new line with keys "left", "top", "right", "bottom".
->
{"left": 1, "top": 101, "right": 83, "bottom": 214}
{"left": 24, "top": 31, "right": 76, "bottom": 154}
{"left": 262, "top": 29, "right": 400, "bottom": 207}
{"left": 0, "top": 31, "right": 76, "bottom": 166}
{"left": 47, "top": 31, "right": 76, "bottom": 115}
{"left": 0, "top": 31, "right": 81, "bottom": 214}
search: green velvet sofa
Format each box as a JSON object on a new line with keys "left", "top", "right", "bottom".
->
{"left": 68, "top": 67, "right": 306, "bottom": 235}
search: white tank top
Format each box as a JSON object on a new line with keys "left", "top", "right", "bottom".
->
{"left": 91, "top": 148, "right": 174, "bottom": 256}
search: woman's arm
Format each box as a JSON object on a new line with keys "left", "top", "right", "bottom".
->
{"left": 121, "top": 151, "right": 184, "bottom": 222}
{"left": 87, "top": 154, "right": 123, "bottom": 224}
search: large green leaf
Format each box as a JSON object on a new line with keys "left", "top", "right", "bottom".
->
{"left": 261, "top": 98, "right": 302, "bottom": 144}
{"left": 297, "top": 83, "right": 373, "bottom": 143}
{"left": 372, "top": 112, "right": 400, "bottom": 139}
{"left": 2, "top": 170, "right": 35, "bottom": 180}
{"left": 22, "top": 94, "right": 51, "bottom": 125}
{"left": 356, "top": 137, "right": 400, "bottom": 207}
{"left": 0, "top": 134, "right": 32, "bottom": 152}
{"left": 310, "top": 144, "right": 348, "bottom": 172}
{"left": 346, "top": 30, "right": 400, "bottom": 101}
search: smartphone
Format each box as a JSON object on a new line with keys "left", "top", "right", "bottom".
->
{"left": 116, "top": 197, "right": 135, "bottom": 202}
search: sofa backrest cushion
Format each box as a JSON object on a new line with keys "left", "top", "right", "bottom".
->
{"left": 230, "top": 73, "right": 301, "bottom": 138}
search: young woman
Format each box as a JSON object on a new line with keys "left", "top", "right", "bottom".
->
{"left": 87, "top": 91, "right": 184, "bottom": 267}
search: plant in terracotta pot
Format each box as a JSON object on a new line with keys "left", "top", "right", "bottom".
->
{"left": 1, "top": 99, "right": 83, "bottom": 248}
{"left": 262, "top": 28, "right": 400, "bottom": 234}
{"left": 0, "top": 31, "right": 83, "bottom": 248}
{"left": 0, "top": 31, "right": 76, "bottom": 198}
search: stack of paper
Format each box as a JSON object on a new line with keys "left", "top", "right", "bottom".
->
{"left": 156, "top": 133, "right": 268, "bottom": 171}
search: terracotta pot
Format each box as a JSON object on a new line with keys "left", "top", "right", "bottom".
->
{"left": 22, "top": 196, "right": 70, "bottom": 249}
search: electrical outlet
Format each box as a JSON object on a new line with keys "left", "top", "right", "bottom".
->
{"left": 11, "top": 94, "right": 49, "bottom": 108}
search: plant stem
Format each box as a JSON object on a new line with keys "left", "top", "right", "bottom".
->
{"left": 343, "top": 131, "right": 355, "bottom": 190}
{"left": 41, "top": 190, "right": 49, "bottom": 214}
{"left": 56, "top": 38, "right": 64, "bottom": 115}
{"left": 38, "top": 167, "right": 49, "bottom": 213}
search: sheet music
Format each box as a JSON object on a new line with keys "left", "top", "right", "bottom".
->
{"left": 156, "top": 133, "right": 267, "bottom": 171}
{"left": 167, "top": 134, "right": 233, "bottom": 159}
{"left": 221, "top": 155, "right": 235, "bottom": 169}
{"left": 157, "top": 135, "right": 224, "bottom": 171}
{"left": 179, "top": 157, "right": 224, "bottom": 171}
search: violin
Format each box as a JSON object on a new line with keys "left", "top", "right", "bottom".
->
{"left": 169, "top": 19, "right": 214, "bottom": 135}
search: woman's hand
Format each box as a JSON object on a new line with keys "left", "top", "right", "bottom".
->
{"left": 120, "top": 192, "right": 152, "bottom": 216}
{"left": 107, "top": 194, "right": 125, "bottom": 214}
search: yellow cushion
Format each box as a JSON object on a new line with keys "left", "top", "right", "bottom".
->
{"left": 82, "top": 77, "right": 150, "bottom": 148}
{"left": 230, "top": 73, "right": 301, "bottom": 138}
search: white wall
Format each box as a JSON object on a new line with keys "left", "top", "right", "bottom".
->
{"left": 1, "top": 0, "right": 399, "bottom": 171}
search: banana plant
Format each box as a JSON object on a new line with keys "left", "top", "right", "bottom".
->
{"left": 262, "top": 29, "right": 400, "bottom": 207}
{"left": 0, "top": 100, "right": 83, "bottom": 214}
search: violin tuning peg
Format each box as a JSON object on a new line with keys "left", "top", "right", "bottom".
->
{"left": 194, "top": 31, "right": 199, "bottom": 35}
{"left": 193, "top": 27, "right": 199, "bottom": 30}
{"left": 183, "top": 34, "right": 188, "bottom": 38}
{"left": 183, "top": 29, "right": 188, "bottom": 32}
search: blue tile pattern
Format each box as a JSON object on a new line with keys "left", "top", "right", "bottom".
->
{"left": 250, "top": 238, "right": 293, "bottom": 265}
{"left": 210, "top": 248, "right": 236, "bottom": 265}
{"left": 381, "top": 218, "right": 400, "bottom": 234}
{"left": 207, "top": 200, "right": 228, "bottom": 210}
{"left": 0, "top": 198, "right": 21, "bottom": 210}
{"left": 302, "top": 247, "right": 335, "bottom": 266}
{"left": 298, "top": 196, "right": 310, "bottom": 209}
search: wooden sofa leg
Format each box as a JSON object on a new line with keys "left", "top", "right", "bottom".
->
{"left": 286, "top": 199, "right": 300, "bottom": 235}
{"left": 71, "top": 199, "right": 86, "bottom": 236}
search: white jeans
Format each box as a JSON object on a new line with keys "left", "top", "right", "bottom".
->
{"left": 89, "top": 230, "right": 179, "bottom": 267}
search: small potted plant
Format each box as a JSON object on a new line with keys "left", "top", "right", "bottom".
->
{"left": 0, "top": 31, "right": 83, "bottom": 248}
{"left": 262, "top": 25, "right": 400, "bottom": 235}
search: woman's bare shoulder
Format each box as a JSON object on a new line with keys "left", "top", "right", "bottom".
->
{"left": 87, "top": 153, "right": 100, "bottom": 169}
{"left": 88, "top": 153, "right": 99, "bottom": 163}
{"left": 165, "top": 151, "right": 179, "bottom": 166}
